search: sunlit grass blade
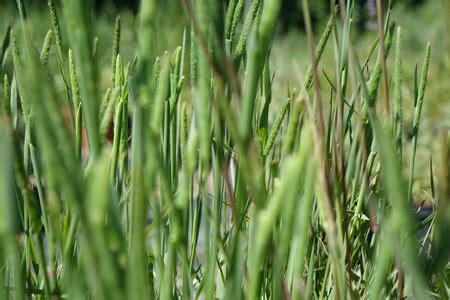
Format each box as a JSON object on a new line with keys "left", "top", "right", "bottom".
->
{"left": 62, "top": 0, "right": 100, "bottom": 159}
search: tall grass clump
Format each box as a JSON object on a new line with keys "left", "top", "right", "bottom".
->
{"left": 0, "top": 0, "right": 448, "bottom": 299}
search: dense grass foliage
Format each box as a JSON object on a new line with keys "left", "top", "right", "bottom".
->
{"left": 0, "top": 0, "right": 449, "bottom": 299}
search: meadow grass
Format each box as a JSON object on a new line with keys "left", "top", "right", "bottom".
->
{"left": 0, "top": 0, "right": 449, "bottom": 299}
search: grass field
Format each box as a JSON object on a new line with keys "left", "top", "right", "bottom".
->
{"left": 0, "top": 0, "right": 449, "bottom": 299}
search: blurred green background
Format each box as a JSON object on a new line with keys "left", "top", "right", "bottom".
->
{"left": 0, "top": 0, "right": 448, "bottom": 199}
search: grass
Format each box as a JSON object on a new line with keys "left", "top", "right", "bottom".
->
{"left": 0, "top": 0, "right": 449, "bottom": 299}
